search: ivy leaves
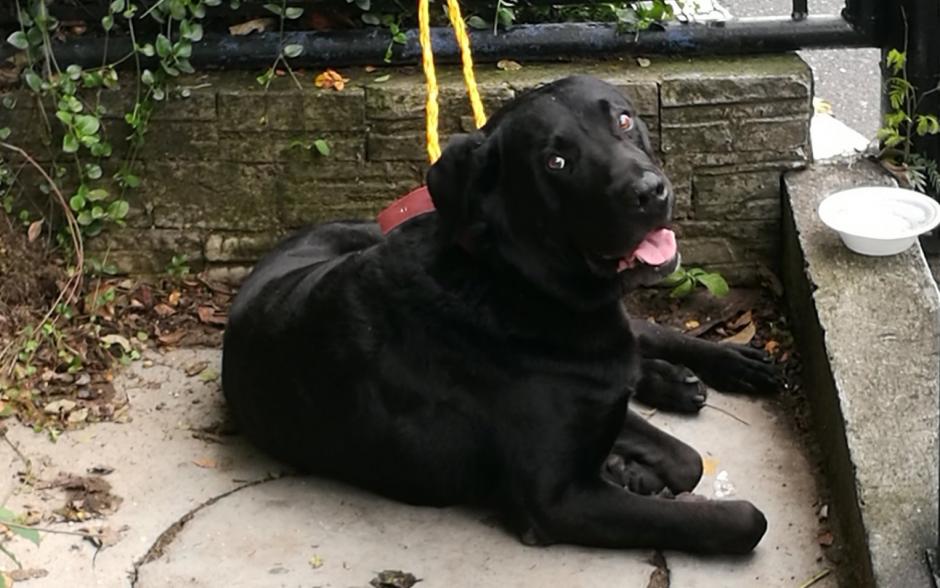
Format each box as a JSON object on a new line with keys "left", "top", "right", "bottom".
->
{"left": 878, "top": 47, "right": 940, "bottom": 195}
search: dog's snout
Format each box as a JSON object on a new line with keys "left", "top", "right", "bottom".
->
{"left": 634, "top": 171, "right": 667, "bottom": 207}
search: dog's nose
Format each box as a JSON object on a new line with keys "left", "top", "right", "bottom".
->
{"left": 634, "top": 171, "right": 667, "bottom": 207}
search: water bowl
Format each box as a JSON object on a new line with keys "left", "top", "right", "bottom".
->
{"left": 817, "top": 186, "right": 940, "bottom": 256}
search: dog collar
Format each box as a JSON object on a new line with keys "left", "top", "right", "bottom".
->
{"left": 377, "top": 186, "right": 436, "bottom": 235}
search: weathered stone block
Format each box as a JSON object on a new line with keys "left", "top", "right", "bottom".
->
{"left": 735, "top": 118, "right": 809, "bottom": 152}
{"left": 689, "top": 148, "right": 810, "bottom": 173}
{"left": 217, "top": 91, "right": 304, "bottom": 131}
{"left": 612, "top": 82, "right": 660, "bottom": 116}
{"left": 661, "top": 121, "right": 734, "bottom": 154}
{"left": 279, "top": 178, "right": 416, "bottom": 227}
{"left": 135, "top": 122, "right": 220, "bottom": 161}
{"left": 368, "top": 131, "right": 444, "bottom": 162}
{"left": 85, "top": 228, "right": 205, "bottom": 274}
{"left": 217, "top": 132, "right": 365, "bottom": 163}
{"left": 140, "top": 161, "right": 281, "bottom": 230}
{"left": 661, "top": 75, "right": 811, "bottom": 107}
{"left": 676, "top": 219, "right": 778, "bottom": 244}
{"left": 662, "top": 98, "right": 809, "bottom": 125}
{"left": 205, "top": 232, "right": 286, "bottom": 262}
{"left": 304, "top": 88, "right": 366, "bottom": 131}
{"left": 692, "top": 171, "right": 781, "bottom": 220}
{"left": 365, "top": 84, "right": 426, "bottom": 121}
{"left": 204, "top": 264, "right": 252, "bottom": 284}
{"left": 676, "top": 237, "right": 737, "bottom": 266}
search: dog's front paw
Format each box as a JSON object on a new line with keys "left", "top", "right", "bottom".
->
{"left": 698, "top": 344, "right": 778, "bottom": 395}
{"left": 634, "top": 359, "right": 707, "bottom": 413}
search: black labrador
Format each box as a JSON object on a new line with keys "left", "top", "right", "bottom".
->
{"left": 222, "top": 75, "right": 777, "bottom": 555}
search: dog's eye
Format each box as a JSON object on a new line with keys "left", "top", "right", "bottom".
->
{"left": 618, "top": 113, "right": 634, "bottom": 131}
{"left": 546, "top": 155, "right": 566, "bottom": 170}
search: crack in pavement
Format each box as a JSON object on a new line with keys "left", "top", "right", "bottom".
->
{"left": 129, "top": 472, "right": 286, "bottom": 587}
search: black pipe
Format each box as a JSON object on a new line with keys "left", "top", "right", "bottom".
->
{"left": 0, "top": 16, "right": 875, "bottom": 70}
{"left": 792, "top": 0, "right": 809, "bottom": 21}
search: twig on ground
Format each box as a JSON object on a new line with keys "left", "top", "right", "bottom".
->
{"left": 704, "top": 403, "right": 750, "bottom": 426}
{"left": 797, "top": 568, "right": 831, "bottom": 588}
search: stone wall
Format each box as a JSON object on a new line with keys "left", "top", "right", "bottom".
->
{"left": 3, "top": 55, "right": 812, "bottom": 283}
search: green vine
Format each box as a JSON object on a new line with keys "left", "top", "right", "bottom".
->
{"left": 877, "top": 16, "right": 940, "bottom": 196}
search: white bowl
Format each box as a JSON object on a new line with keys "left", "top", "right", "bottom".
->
{"left": 817, "top": 186, "right": 940, "bottom": 256}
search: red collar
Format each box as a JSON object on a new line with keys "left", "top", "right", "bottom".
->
{"left": 377, "top": 186, "right": 436, "bottom": 235}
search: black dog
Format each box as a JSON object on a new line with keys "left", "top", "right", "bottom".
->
{"left": 222, "top": 75, "right": 776, "bottom": 554}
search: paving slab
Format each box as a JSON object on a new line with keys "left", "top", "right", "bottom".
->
{"left": 783, "top": 160, "right": 940, "bottom": 587}
{"left": 2, "top": 348, "right": 833, "bottom": 587}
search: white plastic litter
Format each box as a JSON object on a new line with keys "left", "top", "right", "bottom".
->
{"left": 713, "top": 470, "right": 737, "bottom": 499}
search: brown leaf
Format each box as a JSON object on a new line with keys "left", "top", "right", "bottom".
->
{"left": 27, "top": 219, "right": 43, "bottom": 242}
{"left": 229, "top": 17, "right": 275, "bottom": 36}
{"left": 496, "top": 59, "right": 522, "bottom": 71}
{"left": 9, "top": 568, "right": 48, "bottom": 581}
{"left": 192, "top": 457, "right": 218, "bottom": 469}
{"left": 683, "top": 319, "right": 700, "bottom": 331}
{"left": 730, "top": 310, "right": 753, "bottom": 329}
{"left": 315, "top": 69, "right": 350, "bottom": 91}
{"left": 364, "top": 65, "right": 377, "bottom": 73}
{"left": 817, "top": 530, "right": 834, "bottom": 547}
{"left": 721, "top": 321, "right": 756, "bottom": 346}
{"left": 370, "top": 571, "right": 420, "bottom": 588}
{"left": 153, "top": 303, "right": 175, "bottom": 317}
{"left": 157, "top": 330, "right": 185, "bottom": 346}
{"left": 197, "top": 306, "right": 227, "bottom": 326}
{"left": 184, "top": 360, "right": 210, "bottom": 377}
{"left": 80, "top": 524, "right": 126, "bottom": 549}
{"left": 764, "top": 340, "right": 780, "bottom": 354}
{"left": 167, "top": 290, "right": 181, "bottom": 307}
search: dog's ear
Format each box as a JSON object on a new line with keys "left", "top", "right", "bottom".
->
{"left": 426, "top": 132, "right": 496, "bottom": 240}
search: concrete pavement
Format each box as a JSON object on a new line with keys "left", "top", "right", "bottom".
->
{"left": 0, "top": 348, "right": 837, "bottom": 587}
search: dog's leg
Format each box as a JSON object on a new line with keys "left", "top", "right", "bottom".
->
{"left": 603, "top": 409, "right": 703, "bottom": 494}
{"left": 521, "top": 479, "right": 766, "bottom": 554}
{"left": 630, "top": 318, "right": 778, "bottom": 395}
{"left": 633, "top": 358, "right": 707, "bottom": 413}
{"left": 520, "top": 411, "right": 765, "bottom": 554}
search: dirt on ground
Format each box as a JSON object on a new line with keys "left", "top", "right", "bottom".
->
{"left": 0, "top": 220, "right": 231, "bottom": 430}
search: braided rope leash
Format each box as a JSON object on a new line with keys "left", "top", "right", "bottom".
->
{"left": 417, "top": 0, "right": 488, "bottom": 164}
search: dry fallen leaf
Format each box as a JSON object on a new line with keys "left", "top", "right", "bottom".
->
{"left": 229, "top": 17, "right": 276, "bottom": 36}
{"left": 9, "top": 568, "right": 47, "bottom": 581}
{"left": 730, "top": 310, "right": 753, "bottom": 329}
{"left": 44, "top": 399, "right": 77, "bottom": 415}
{"left": 764, "top": 340, "right": 780, "bottom": 354}
{"left": 636, "top": 57, "right": 652, "bottom": 68}
{"left": 192, "top": 457, "right": 218, "bottom": 469}
{"left": 100, "top": 334, "right": 132, "bottom": 353}
{"left": 153, "top": 303, "right": 175, "bottom": 317}
{"left": 315, "top": 69, "right": 350, "bottom": 91}
{"left": 80, "top": 525, "right": 126, "bottom": 549}
{"left": 817, "top": 530, "right": 834, "bottom": 547}
{"left": 27, "top": 219, "right": 43, "bottom": 242}
{"left": 721, "top": 321, "right": 756, "bottom": 346}
{"left": 185, "top": 360, "right": 210, "bottom": 377}
{"left": 496, "top": 59, "right": 522, "bottom": 71}
{"left": 167, "top": 290, "right": 182, "bottom": 307}
{"left": 157, "top": 330, "right": 186, "bottom": 346}
{"left": 684, "top": 319, "right": 700, "bottom": 331}
{"left": 197, "top": 306, "right": 227, "bottom": 326}
{"left": 364, "top": 65, "right": 377, "bottom": 73}
{"left": 370, "top": 570, "right": 420, "bottom": 588}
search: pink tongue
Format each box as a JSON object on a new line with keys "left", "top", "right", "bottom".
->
{"left": 632, "top": 228, "right": 677, "bottom": 266}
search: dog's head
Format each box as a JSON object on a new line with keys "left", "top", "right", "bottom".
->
{"left": 427, "top": 75, "right": 678, "bottom": 307}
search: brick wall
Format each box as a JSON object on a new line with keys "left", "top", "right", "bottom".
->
{"left": 2, "top": 55, "right": 812, "bottom": 283}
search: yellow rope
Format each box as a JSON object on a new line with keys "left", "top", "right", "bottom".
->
{"left": 417, "top": 0, "right": 487, "bottom": 163}
{"left": 444, "top": 0, "right": 487, "bottom": 130}
{"left": 418, "top": 0, "right": 441, "bottom": 163}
